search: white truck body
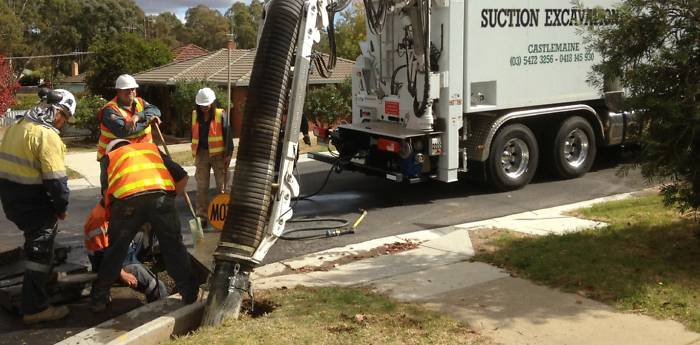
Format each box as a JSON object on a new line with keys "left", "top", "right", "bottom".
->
{"left": 310, "top": 0, "right": 628, "bottom": 191}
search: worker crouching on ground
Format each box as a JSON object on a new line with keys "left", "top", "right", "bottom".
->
{"left": 90, "top": 139, "right": 202, "bottom": 312}
{"left": 96, "top": 74, "right": 162, "bottom": 161}
{"left": 0, "top": 89, "right": 76, "bottom": 324}
{"left": 191, "top": 87, "right": 233, "bottom": 228}
{"left": 84, "top": 201, "right": 167, "bottom": 302}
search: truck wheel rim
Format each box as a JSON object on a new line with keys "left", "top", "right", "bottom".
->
{"left": 563, "top": 129, "right": 589, "bottom": 168}
{"left": 501, "top": 138, "right": 530, "bottom": 179}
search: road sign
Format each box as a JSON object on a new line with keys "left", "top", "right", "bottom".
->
{"left": 207, "top": 193, "right": 230, "bottom": 231}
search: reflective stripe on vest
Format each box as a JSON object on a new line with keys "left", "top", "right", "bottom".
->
{"left": 191, "top": 108, "right": 225, "bottom": 157}
{"left": 84, "top": 203, "right": 110, "bottom": 252}
{"left": 106, "top": 143, "right": 176, "bottom": 201}
{"left": 96, "top": 97, "right": 151, "bottom": 161}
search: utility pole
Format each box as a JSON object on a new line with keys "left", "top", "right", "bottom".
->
{"left": 225, "top": 8, "right": 234, "bottom": 192}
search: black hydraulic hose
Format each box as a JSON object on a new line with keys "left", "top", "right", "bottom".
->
{"left": 280, "top": 218, "right": 350, "bottom": 240}
{"left": 413, "top": 0, "right": 430, "bottom": 117}
{"left": 391, "top": 64, "right": 407, "bottom": 95}
{"left": 215, "top": 0, "right": 305, "bottom": 261}
{"left": 294, "top": 155, "right": 351, "bottom": 201}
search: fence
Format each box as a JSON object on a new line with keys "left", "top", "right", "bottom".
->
{"left": 0, "top": 110, "right": 26, "bottom": 126}
{"left": 0, "top": 109, "right": 90, "bottom": 137}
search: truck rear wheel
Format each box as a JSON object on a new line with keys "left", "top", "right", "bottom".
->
{"left": 545, "top": 116, "right": 596, "bottom": 179}
{"left": 487, "top": 124, "right": 539, "bottom": 191}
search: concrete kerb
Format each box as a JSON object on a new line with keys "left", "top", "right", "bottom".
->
{"left": 61, "top": 188, "right": 662, "bottom": 344}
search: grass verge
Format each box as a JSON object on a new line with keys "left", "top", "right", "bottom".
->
{"left": 67, "top": 167, "right": 83, "bottom": 180}
{"left": 64, "top": 138, "right": 98, "bottom": 153}
{"left": 472, "top": 194, "right": 700, "bottom": 331}
{"left": 169, "top": 286, "right": 490, "bottom": 345}
{"left": 168, "top": 150, "right": 196, "bottom": 167}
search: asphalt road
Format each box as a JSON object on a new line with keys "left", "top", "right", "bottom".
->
{"left": 0, "top": 146, "right": 648, "bottom": 344}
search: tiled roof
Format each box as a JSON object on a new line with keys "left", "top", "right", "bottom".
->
{"left": 59, "top": 72, "right": 86, "bottom": 84}
{"left": 172, "top": 44, "right": 209, "bottom": 61}
{"left": 134, "top": 49, "right": 354, "bottom": 87}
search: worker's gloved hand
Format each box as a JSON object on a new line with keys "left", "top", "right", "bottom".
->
{"left": 303, "top": 135, "right": 311, "bottom": 146}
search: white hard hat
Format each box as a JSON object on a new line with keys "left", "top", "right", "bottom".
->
{"left": 105, "top": 139, "right": 131, "bottom": 154}
{"left": 54, "top": 89, "right": 76, "bottom": 122}
{"left": 115, "top": 74, "right": 139, "bottom": 89}
{"left": 195, "top": 88, "right": 216, "bottom": 106}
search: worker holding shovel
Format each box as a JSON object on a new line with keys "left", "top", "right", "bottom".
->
{"left": 90, "top": 139, "right": 202, "bottom": 312}
{"left": 191, "top": 88, "right": 234, "bottom": 229}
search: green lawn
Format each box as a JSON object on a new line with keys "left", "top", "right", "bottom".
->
{"left": 168, "top": 286, "right": 492, "bottom": 345}
{"left": 472, "top": 194, "right": 700, "bottom": 331}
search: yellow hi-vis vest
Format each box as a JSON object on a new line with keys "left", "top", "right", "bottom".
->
{"left": 96, "top": 96, "right": 152, "bottom": 161}
{"left": 191, "top": 108, "right": 225, "bottom": 157}
{"left": 0, "top": 120, "right": 67, "bottom": 185}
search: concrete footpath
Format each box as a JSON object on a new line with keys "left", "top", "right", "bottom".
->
{"left": 58, "top": 186, "right": 700, "bottom": 345}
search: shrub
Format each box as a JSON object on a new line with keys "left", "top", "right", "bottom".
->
{"left": 72, "top": 94, "right": 106, "bottom": 140}
{"left": 303, "top": 77, "right": 351, "bottom": 128}
{"left": 170, "top": 79, "right": 228, "bottom": 129}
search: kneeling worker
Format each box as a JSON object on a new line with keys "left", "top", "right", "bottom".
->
{"left": 84, "top": 201, "right": 167, "bottom": 302}
{"left": 90, "top": 139, "right": 201, "bottom": 312}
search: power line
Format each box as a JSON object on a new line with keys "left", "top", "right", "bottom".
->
{"left": 3, "top": 52, "right": 93, "bottom": 60}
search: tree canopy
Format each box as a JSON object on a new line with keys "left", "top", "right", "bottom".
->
{"left": 0, "top": 0, "right": 147, "bottom": 79}
{"left": 581, "top": 0, "right": 700, "bottom": 214}
{"left": 226, "top": 0, "right": 264, "bottom": 49}
{"left": 184, "top": 5, "right": 230, "bottom": 51}
{"left": 84, "top": 33, "right": 173, "bottom": 99}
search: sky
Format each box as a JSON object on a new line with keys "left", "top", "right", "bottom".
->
{"left": 133, "top": 0, "right": 250, "bottom": 22}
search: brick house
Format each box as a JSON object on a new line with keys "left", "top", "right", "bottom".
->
{"left": 132, "top": 44, "right": 354, "bottom": 138}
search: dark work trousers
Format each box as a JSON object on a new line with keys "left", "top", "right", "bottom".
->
{"left": 91, "top": 193, "right": 198, "bottom": 304}
{"left": 20, "top": 217, "right": 59, "bottom": 315}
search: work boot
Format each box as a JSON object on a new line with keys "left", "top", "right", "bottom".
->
{"left": 183, "top": 287, "right": 203, "bottom": 305}
{"left": 90, "top": 280, "right": 112, "bottom": 313}
{"left": 23, "top": 305, "right": 69, "bottom": 325}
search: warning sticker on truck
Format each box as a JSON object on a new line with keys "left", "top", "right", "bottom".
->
{"left": 385, "top": 101, "right": 400, "bottom": 115}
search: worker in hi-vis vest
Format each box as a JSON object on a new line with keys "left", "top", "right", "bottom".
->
{"left": 0, "top": 89, "right": 76, "bottom": 324}
{"left": 191, "top": 88, "right": 233, "bottom": 228}
{"left": 90, "top": 139, "right": 201, "bottom": 313}
{"left": 96, "top": 74, "right": 162, "bottom": 161}
{"left": 84, "top": 200, "right": 167, "bottom": 303}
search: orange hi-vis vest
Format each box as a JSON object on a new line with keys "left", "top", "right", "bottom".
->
{"left": 97, "top": 96, "right": 152, "bottom": 161}
{"left": 84, "top": 203, "right": 109, "bottom": 256}
{"left": 191, "top": 108, "right": 225, "bottom": 157}
{"left": 105, "top": 143, "right": 176, "bottom": 220}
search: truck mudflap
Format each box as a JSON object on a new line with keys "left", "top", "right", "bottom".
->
{"left": 306, "top": 152, "right": 425, "bottom": 184}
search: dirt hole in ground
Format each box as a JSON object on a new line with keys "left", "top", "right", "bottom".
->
{"left": 240, "top": 298, "right": 279, "bottom": 318}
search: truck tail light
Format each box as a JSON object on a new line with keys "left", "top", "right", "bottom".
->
{"left": 377, "top": 138, "right": 400, "bottom": 153}
{"left": 314, "top": 127, "right": 331, "bottom": 145}
{"left": 313, "top": 126, "right": 327, "bottom": 139}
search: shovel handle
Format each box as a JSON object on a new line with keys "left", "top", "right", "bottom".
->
{"left": 153, "top": 123, "right": 198, "bottom": 219}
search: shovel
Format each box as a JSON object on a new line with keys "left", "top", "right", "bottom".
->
{"left": 153, "top": 123, "right": 205, "bottom": 245}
